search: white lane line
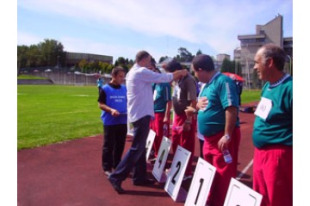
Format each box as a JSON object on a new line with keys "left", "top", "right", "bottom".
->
{"left": 236, "top": 159, "right": 253, "bottom": 180}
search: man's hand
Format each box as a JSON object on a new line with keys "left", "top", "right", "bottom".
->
{"left": 197, "top": 96, "right": 208, "bottom": 110}
{"left": 217, "top": 135, "right": 231, "bottom": 151}
{"left": 110, "top": 109, "right": 120, "bottom": 117}
{"left": 185, "top": 106, "right": 196, "bottom": 118}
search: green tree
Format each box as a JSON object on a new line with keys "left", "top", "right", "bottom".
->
{"left": 177, "top": 47, "right": 193, "bottom": 62}
{"left": 38, "top": 39, "right": 64, "bottom": 67}
{"left": 196, "top": 49, "right": 203, "bottom": 56}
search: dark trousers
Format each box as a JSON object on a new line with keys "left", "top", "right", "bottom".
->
{"left": 109, "top": 115, "right": 151, "bottom": 184}
{"left": 102, "top": 124, "right": 127, "bottom": 171}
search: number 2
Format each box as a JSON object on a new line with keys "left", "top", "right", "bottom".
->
{"left": 171, "top": 161, "right": 181, "bottom": 184}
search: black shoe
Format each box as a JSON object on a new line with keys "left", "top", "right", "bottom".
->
{"left": 108, "top": 177, "right": 125, "bottom": 194}
{"left": 133, "top": 178, "right": 155, "bottom": 186}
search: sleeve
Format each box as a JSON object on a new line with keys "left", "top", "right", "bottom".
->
{"left": 98, "top": 89, "right": 107, "bottom": 104}
{"left": 219, "top": 79, "right": 239, "bottom": 109}
{"left": 140, "top": 68, "right": 173, "bottom": 83}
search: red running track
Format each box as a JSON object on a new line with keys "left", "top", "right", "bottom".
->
{"left": 18, "top": 106, "right": 256, "bottom": 206}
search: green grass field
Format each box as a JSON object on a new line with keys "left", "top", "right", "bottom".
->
{"left": 17, "top": 85, "right": 261, "bottom": 150}
{"left": 18, "top": 85, "right": 102, "bottom": 150}
{"left": 18, "top": 74, "right": 48, "bottom": 80}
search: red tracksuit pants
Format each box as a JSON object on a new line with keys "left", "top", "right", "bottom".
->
{"left": 171, "top": 112, "right": 196, "bottom": 176}
{"left": 253, "top": 145, "right": 292, "bottom": 206}
{"left": 149, "top": 112, "right": 169, "bottom": 157}
{"left": 203, "top": 127, "right": 241, "bottom": 206}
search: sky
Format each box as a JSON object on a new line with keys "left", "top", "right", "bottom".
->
{"left": 17, "top": 0, "right": 292, "bottom": 62}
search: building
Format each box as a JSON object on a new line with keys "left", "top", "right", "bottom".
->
{"left": 236, "top": 14, "right": 293, "bottom": 88}
{"left": 64, "top": 52, "right": 113, "bottom": 68}
{"left": 214, "top": 53, "right": 230, "bottom": 70}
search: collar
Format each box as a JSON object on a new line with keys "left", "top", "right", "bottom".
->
{"left": 269, "top": 73, "right": 290, "bottom": 88}
{"left": 208, "top": 71, "right": 220, "bottom": 84}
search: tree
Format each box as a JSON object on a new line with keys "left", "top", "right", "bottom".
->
{"left": 221, "top": 58, "right": 234, "bottom": 73}
{"left": 177, "top": 47, "right": 194, "bottom": 62}
{"left": 196, "top": 49, "right": 203, "bottom": 56}
{"left": 38, "top": 39, "right": 64, "bottom": 67}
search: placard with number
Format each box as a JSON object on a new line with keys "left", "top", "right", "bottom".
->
{"left": 145, "top": 129, "right": 156, "bottom": 160}
{"left": 185, "top": 157, "right": 216, "bottom": 206}
{"left": 152, "top": 136, "right": 172, "bottom": 182}
{"left": 223, "top": 178, "right": 262, "bottom": 206}
{"left": 164, "top": 145, "right": 191, "bottom": 202}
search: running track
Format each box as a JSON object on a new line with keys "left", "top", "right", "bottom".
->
{"left": 18, "top": 106, "right": 256, "bottom": 205}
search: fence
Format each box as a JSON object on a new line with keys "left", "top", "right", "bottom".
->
{"left": 29, "top": 71, "right": 111, "bottom": 86}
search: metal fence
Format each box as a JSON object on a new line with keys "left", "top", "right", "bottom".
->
{"left": 30, "top": 71, "right": 111, "bottom": 86}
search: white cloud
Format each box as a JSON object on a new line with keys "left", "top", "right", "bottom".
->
{"left": 18, "top": 0, "right": 292, "bottom": 57}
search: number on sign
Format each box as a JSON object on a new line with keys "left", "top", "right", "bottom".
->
{"left": 158, "top": 150, "right": 165, "bottom": 168}
{"left": 194, "top": 178, "right": 204, "bottom": 205}
{"left": 171, "top": 161, "right": 181, "bottom": 184}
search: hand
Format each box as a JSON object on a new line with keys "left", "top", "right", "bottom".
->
{"left": 197, "top": 97, "right": 208, "bottom": 110}
{"left": 185, "top": 106, "right": 196, "bottom": 117}
{"left": 111, "top": 109, "right": 120, "bottom": 117}
{"left": 217, "top": 135, "right": 231, "bottom": 151}
{"left": 183, "top": 122, "right": 191, "bottom": 132}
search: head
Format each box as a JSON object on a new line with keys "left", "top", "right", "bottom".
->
{"left": 135, "top": 50, "right": 152, "bottom": 69}
{"left": 191, "top": 54, "right": 215, "bottom": 83}
{"left": 165, "top": 60, "right": 183, "bottom": 73}
{"left": 254, "top": 43, "right": 286, "bottom": 81}
{"left": 148, "top": 57, "right": 157, "bottom": 71}
{"left": 111, "top": 67, "right": 126, "bottom": 85}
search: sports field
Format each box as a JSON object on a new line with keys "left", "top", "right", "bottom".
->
{"left": 17, "top": 85, "right": 102, "bottom": 150}
{"left": 17, "top": 85, "right": 260, "bottom": 150}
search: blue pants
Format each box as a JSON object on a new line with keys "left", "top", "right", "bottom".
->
{"left": 109, "top": 115, "right": 151, "bottom": 184}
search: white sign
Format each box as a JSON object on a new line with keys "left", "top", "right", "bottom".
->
{"left": 185, "top": 157, "right": 216, "bottom": 206}
{"left": 152, "top": 137, "right": 172, "bottom": 182}
{"left": 224, "top": 178, "right": 262, "bottom": 206}
{"left": 145, "top": 129, "right": 156, "bottom": 160}
{"left": 164, "top": 145, "right": 191, "bottom": 202}
{"left": 254, "top": 97, "right": 272, "bottom": 120}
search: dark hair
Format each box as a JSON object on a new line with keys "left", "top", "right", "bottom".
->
{"left": 192, "top": 54, "right": 214, "bottom": 72}
{"left": 111, "top": 66, "right": 125, "bottom": 76}
{"left": 136, "top": 50, "right": 150, "bottom": 62}
{"left": 261, "top": 43, "right": 286, "bottom": 71}
{"left": 165, "top": 59, "right": 182, "bottom": 72}
{"left": 150, "top": 57, "right": 156, "bottom": 68}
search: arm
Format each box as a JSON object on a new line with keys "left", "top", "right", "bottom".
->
{"left": 172, "top": 69, "right": 188, "bottom": 81}
{"left": 217, "top": 106, "right": 238, "bottom": 151}
{"left": 98, "top": 102, "right": 120, "bottom": 117}
{"left": 164, "top": 101, "right": 172, "bottom": 123}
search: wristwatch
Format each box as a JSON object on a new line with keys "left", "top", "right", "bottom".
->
{"left": 224, "top": 134, "right": 230, "bottom": 140}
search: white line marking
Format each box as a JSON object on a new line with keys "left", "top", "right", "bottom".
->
{"left": 236, "top": 159, "right": 253, "bottom": 180}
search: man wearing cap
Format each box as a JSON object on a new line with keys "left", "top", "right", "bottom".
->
{"left": 165, "top": 60, "right": 197, "bottom": 180}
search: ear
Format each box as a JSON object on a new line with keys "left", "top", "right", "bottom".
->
{"left": 266, "top": 57, "right": 273, "bottom": 68}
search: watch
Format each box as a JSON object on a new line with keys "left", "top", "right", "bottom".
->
{"left": 224, "top": 134, "right": 230, "bottom": 140}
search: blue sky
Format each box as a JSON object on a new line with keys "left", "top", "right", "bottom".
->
{"left": 17, "top": 0, "right": 292, "bottom": 62}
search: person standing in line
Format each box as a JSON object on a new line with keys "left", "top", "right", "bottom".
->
{"left": 252, "top": 44, "right": 292, "bottom": 206}
{"left": 97, "top": 75, "right": 104, "bottom": 94}
{"left": 98, "top": 67, "right": 127, "bottom": 177}
{"left": 185, "top": 54, "right": 241, "bottom": 206}
{"left": 149, "top": 58, "right": 172, "bottom": 158}
{"left": 165, "top": 60, "right": 197, "bottom": 180}
{"left": 108, "top": 51, "right": 188, "bottom": 194}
